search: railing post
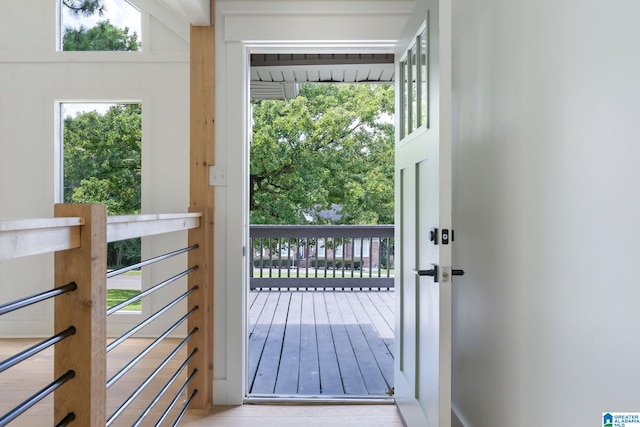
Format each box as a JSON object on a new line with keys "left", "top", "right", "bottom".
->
{"left": 188, "top": 0, "right": 215, "bottom": 411}
{"left": 54, "top": 204, "right": 107, "bottom": 426}
{"left": 187, "top": 207, "right": 213, "bottom": 411}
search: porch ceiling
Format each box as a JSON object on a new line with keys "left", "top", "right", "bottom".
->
{"left": 250, "top": 53, "right": 395, "bottom": 101}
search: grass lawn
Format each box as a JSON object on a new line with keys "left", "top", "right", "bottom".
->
{"left": 107, "top": 289, "right": 142, "bottom": 311}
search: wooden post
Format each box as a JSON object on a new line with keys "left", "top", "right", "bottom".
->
{"left": 53, "top": 204, "right": 107, "bottom": 426}
{"left": 188, "top": 0, "right": 215, "bottom": 411}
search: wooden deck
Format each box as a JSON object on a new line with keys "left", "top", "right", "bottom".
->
{"left": 248, "top": 290, "right": 395, "bottom": 397}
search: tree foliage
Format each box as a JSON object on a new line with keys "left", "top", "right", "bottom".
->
{"left": 63, "top": 20, "right": 140, "bottom": 51}
{"left": 63, "top": 104, "right": 142, "bottom": 268}
{"left": 62, "top": 0, "right": 106, "bottom": 17}
{"left": 63, "top": 104, "right": 141, "bottom": 214}
{"left": 250, "top": 84, "right": 395, "bottom": 225}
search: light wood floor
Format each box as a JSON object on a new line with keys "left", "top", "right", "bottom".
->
{"left": 181, "top": 404, "right": 405, "bottom": 427}
{"left": 0, "top": 338, "right": 192, "bottom": 426}
{"left": 1, "top": 338, "right": 404, "bottom": 426}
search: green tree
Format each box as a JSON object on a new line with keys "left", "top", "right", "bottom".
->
{"left": 63, "top": 20, "right": 140, "bottom": 51}
{"left": 63, "top": 104, "right": 142, "bottom": 268}
{"left": 250, "top": 84, "right": 395, "bottom": 225}
{"left": 63, "top": 0, "right": 106, "bottom": 16}
{"left": 63, "top": 104, "right": 141, "bottom": 213}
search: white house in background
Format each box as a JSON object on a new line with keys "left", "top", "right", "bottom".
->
{"left": 1, "top": 1, "right": 640, "bottom": 426}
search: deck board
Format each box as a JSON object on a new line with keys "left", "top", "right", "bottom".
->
{"left": 274, "top": 292, "right": 302, "bottom": 394}
{"left": 336, "top": 294, "right": 388, "bottom": 394}
{"left": 248, "top": 291, "right": 281, "bottom": 389}
{"left": 312, "top": 292, "right": 344, "bottom": 395}
{"left": 325, "top": 292, "right": 368, "bottom": 395}
{"left": 298, "top": 293, "right": 320, "bottom": 395}
{"left": 252, "top": 292, "right": 291, "bottom": 393}
{"left": 348, "top": 293, "right": 394, "bottom": 389}
{"left": 249, "top": 290, "right": 394, "bottom": 397}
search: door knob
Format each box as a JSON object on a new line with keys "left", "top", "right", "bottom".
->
{"left": 413, "top": 265, "right": 439, "bottom": 282}
{"left": 413, "top": 268, "right": 437, "bottom": 277}
{"left": 413, "top": 266, "right": 464, "bottom": 283}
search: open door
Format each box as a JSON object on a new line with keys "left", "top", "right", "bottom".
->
{"left": 394, "top": 0, "right": 453, "bottom": 426}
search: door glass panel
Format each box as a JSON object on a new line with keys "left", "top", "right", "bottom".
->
{"left": 420, "top": 26, "right": 429, "bottom": 128}
{"left": 401, "top": 58, "right": 409, "bottom": 139}
{"left": 410, "top": 46, "right": 418, "bottom": 132}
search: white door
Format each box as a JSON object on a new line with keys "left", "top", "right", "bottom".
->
{"left": 394, "top": 0, "right": 453, "bottom": 426}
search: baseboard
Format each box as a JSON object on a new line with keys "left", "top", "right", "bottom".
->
{"left": 452, "top": 404, "right": 469, "bottom": 427}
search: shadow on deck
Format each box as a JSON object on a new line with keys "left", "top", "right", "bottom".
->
{"left": 248, "top": 290, "right": 394, "bottom": 398}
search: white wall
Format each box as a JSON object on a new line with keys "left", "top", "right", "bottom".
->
{"left": 451, "top": 0, "right": 640, "bottom": 425}
{"left": 0, "top": 1, "right": 191, "bottom": 337}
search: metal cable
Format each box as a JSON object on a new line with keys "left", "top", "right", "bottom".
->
{"left": 107, "top": 245, "right": 198, "bottom": 278}
{"left": 132, "top": 348, "right": 199, "bottom": 427}
{"left": 106, "top": 286, "right": 198, "bottom": 353}
{"left": 155, "top": 369, "right": 198, "bottom": 426}
{"left": 0, "top": 327, "right": 75, "bottom": 374}
{"left": 106, "top": 307, "right": 198, "bottom": 389}
{"left": 0, "top": 282, "right": 76, "bottom": 317}
{"left": 172, "top": 388, "right": 199, "bottom": 427}
{"left": 0, "top": 370, "right": 75, "bottom": 427}
{"left": 106, "top": 328, "right": 198, "bottom": 426}
{"left": 107, "top": 266, "right": 198, "bottom": 315}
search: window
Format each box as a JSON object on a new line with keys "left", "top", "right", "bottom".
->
{"left": 59, "top": 0, "right": 142, "bottom": 51}
{"left": 59, "top": 102, "right": 142, "bottom": 310}
{"left": 353, "top": 238, "right": 371, "bottom": 256}
{"left": 399, "top": 19, "right": 429, "bottom": 138}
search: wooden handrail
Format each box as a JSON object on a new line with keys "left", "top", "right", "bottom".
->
{"left": 0, "top": 212, "right": 203, "bottom": 260}
{"left": 107, "top": 213, "right": 201, "bottom": 242}
{"left": 0, "top": 217, "right": 85, "bottom": 260}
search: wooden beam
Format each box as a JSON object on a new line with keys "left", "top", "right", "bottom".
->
{"left": 188, "top": 0, "right": 214, "bottom": 412}
{"left": 53, "top": 204, "right": 107, "bottom": 426}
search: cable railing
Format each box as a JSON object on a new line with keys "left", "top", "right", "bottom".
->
{"left": 250, "top": 225, "right": 395, "bottom": 290}
{"left": 0, "top": 204, "right": 210, "bottom": 426}
{"left": 104, "top": 243, "right": 199, "bottom": 426}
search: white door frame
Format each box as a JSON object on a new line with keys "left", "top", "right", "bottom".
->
{"left": 213, "top": 0, "right": 414, "bottom": 405}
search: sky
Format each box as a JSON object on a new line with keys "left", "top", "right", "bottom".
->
{"left": 62, "top": 102, "right": 113, "bottom": 118}
{"left": 61, "top": 0, "right": 142, "bottom": 117}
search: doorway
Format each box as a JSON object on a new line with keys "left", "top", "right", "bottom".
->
{"left": 212, "top": 0, "right": 414, "bottom": 405}
{"left": 246, "top": 55, "right": 396, "bottom": 400}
